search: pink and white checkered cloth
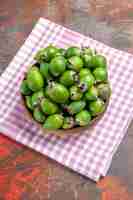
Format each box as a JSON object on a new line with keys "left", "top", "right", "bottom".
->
{"left": 0, "top": 18, "right": 133, "bottom": 181}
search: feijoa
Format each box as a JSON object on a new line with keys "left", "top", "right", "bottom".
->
{"left": 89, "top": 98, "right": 105, "bottom": 116}
{"left": 68, "top": 56, "right": 83, "bottom": 72}
{"left": 27, "top": 67, "right": 44, "bottom": 92}
{"left": 40, "top": 62, "right": 51, "bottom": 80}
{"left": 79, "top": 68, "right": 91, "bottom": 79}
{"left": 82, "top": 54, "right": 93, "bottom": 68}
{"left": 20, "top": 79, "right": 32, "bottom": 95}
{"left": 33, "top": 107, "right": 46, "bottom": 123}
{"left": 31, "top": 90, "right": 44, "bottom": 107}
{"left": 60, "top": 70, "right": 76, "bottom": 86}
{"left": 45, "top": 83, "right": 69, "bottom": 103}
{"left": 43, "top": 114, "right": 63, "bottom": 130}
{"left": 75, "top": 110, "right": 91, "bottom": 126}
{"left": 68, "top": 101, "right": 86, "bottom": 115}
{"left": 50, "top": 56, "right": 66, "bottom": 77}
{"left": 79, "top": 74, "right": 95, "bottom": 92}
{"left": 91, "top": 55, "right": 107, "bottom": 68}
{"left": 62, "top": 117, "right": 75, "bottom": 129}
{"left": 85, "top": 86, "right": 98, "bottom": 101}
{"left": 65, "top": 47, "right": 81, "bottom": 58}
{"left": 25, "top": 96, "right": 33, "bottom": 110}
{"left": 93, "top": 67, "right": 107, "bottom": 82}
{"left": 70, "top": 85, "right": 83, "bottom": 100}
{"left": 97, "top": 83, "right": 111, "bottom": 101}
{"left": 41, "top": 98, "right": 59, "bottom": 115}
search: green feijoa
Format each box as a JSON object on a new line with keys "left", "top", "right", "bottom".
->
{"left": 97, "top": 83, "right": 111, "bottom": 101}
{"left": 93, "top": 67, "right": 107, "bottom": 82}
{"left": 34, "top": 48, "right": 48, "bottom": 62}
{"left": 82, "top": 47, "right": 96, "bottom": 56}
{"left": 62, "top": 117, "right": 75, "bottom": 129}
{"left": 70, "top": 85, "right": 83, "bottom": 101}
{"left": 20, "top": 79, "right": 32, "bottom": 95}
{"left": 31, "top": 90, "right": 44, "bottom": 107}
{"left": 49, "top": 56, "right": 66, "bottom": 77}
{"left": 65, "top": 46, "right": 81, "bottom": 58}
{"left": 79, "top": 74, "right": 95, "bottom": 92}
{"left": 25, "top": 96, "right": 33, "bottom": 110}
{"left": 91, "top": 55, "right": 107, "bottom": 68}
{"left": 40, "top": 62, "right": 51, "bottom": 79}
{"left": 27, "top": 67, "right": 44, "bottom": 92}
{"left": 54, "top": 52, "right": 62, "bottom": 57}
{"left": 79, "top": 68, "right": 91, "bottom": 79}
{"left": 85, "top": 86, "right": 98, "bottom": 101}
{"left": 68, "top": 101, "right": 86, "bottom": 115}
{"left": 44, "top": 85, "right": 52, "bottom": 98}
{"left": 60, "top": 70, "right": 76, "bottom": 86}
{"left": 82, "top": 54, "right": 93, "bottom": 68}
{"left": 59, "top": 48, "right": 66, "bottom": 56}
{"left": 41, "top": 98, "right": 59, "bottom": 115}
{"left": 46, "top": 83, "right": 69, "bottom": 103}
{"left": 34, "top": 45, "right": 59, "bottom": 62}
{"left": 75, "top": 110, "right": 91, "bottom": 126}
{"left": 43, "top": 114, "right": 64, "bottom": 130}
{"left": 89, "top": 98, "right": 105, "bottom": 116}
{"left": 33, "top": 107, "right": 46, "bottom": 123}
{"left": 46, "top": 45, "right": 59, "bottom": 60}
{"left": 68, "top": 56, "right": 83, "bottom": 72}
{"left": 54, "top": 48, "right": 66, "bottom": 57}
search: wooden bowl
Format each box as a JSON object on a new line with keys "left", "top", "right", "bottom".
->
{"left": 21, "top": 92, "right": 110, "bottom": 138}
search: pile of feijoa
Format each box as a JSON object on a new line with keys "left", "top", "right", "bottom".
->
{"left": 20, "top": 45, "right": 111, "bottom": 130}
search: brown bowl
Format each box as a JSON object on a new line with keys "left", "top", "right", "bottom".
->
{"left": 21, "top": 92, "right": 110, "bottom": 138}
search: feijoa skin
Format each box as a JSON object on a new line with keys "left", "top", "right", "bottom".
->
{"left": 27, "top": 67, "right": 44, "bottom": 92}
{"left": 58, "top": 48, "right": 66, "bottom": 56}
{"left": 79, "top": 68, "right": 91, "bottom": 79}
{"left": 68, "top": 101, "right": 86, "bottom": 115}
{"left": 97, "top": 83, "right": 111, "bottom": 101}
{"left": 62, "top": 117, "right": 75, "bottom": 129}
{"left": 46, "top": 83, "right": 69, "bottom": 103}
{"left": 68, "top": 56, "right": 83, "bottom": 72}
{"left": 35, "top": 45, "right": 59, "bottom": 62}
{"left": 25, "top": 96, "right": 33, "bottom": 110}
{"left": 75, "top": 110, "right": 91, "bottom": 126}
{"left": 50, "top": 56, "right": 66, "bottom": 77}
{"left": 89, "top": 98, "right": 105, "bottom": 116}
{"left": 60, "top": 70, "right": 76, "bottom": 87}
{"left": 79, "top": 74, "right": 95, "bottom": 92}
{"left": 34, "top": 48, "right": 47, "bottom": 62}
{"left": 33, "top": 107, "right": 46, "bottom": 123}
{"left": 82, "top": 54, "right": 93, "bottom": 68}
{"left": 91, "top": 55, "right": 107, "bottom": 68}
{"left": 93, "top": 67, "right": 107, "bottom": 82}
{"left": 20, "top": 80, "right": 32, "bottom": 95}
{"left": 43, "top": 114, "right": 64, "bottom": 130}
{"left": 70, "top": 85, "right": 83, "bottom": 101}
{"left": 40, "top": 62, "right": 51, "bottom": 80}
{"left": 65, "top": 47, "right": 81, "bottom": 58}
{"left": 31, "top": 90, "right": 44, "bottom": 107}
{"left": 41, "top": 98, "right": 59, "bottom": 115}
{"left": 82, "top": 47, "right": 96, "bottom": 56}
{"left": 85, "top": 86, "right": 98, "bottom": 101}
{"left": 45, "top": 45, "right": 59, "bottom": 60}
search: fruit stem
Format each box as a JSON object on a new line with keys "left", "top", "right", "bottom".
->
{"left": 79, "top": 83, "right": 87, "bottom": 92}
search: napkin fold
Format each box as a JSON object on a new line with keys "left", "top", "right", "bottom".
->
{"left": 0, "top": 18, "right": 133, "bottom": 181}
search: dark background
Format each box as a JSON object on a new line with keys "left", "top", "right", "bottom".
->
{"left": 0, "top": 0, "right": 133, "bottom": 199}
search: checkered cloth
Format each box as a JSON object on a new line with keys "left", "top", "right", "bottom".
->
{"left": 0, "top": 18, "right": 133, "bottom": 181}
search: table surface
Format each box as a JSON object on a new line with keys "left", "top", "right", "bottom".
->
{"left": 0, "top": 0, "right": 133, "bottom": 199}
